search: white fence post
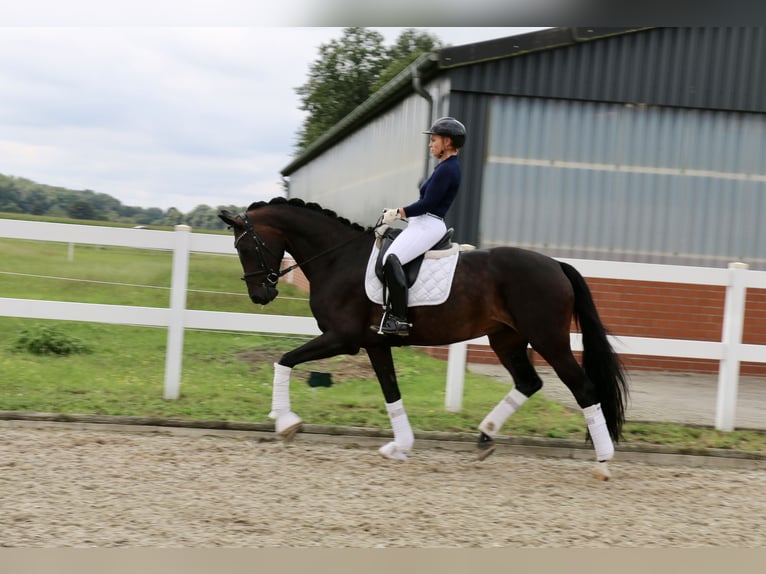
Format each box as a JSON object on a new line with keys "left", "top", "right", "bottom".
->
{"left": 715, "top": 262, "right": 749, "bottom": 431}
{"left": 445, "top": 341, "right": 468, "bottom": 412}
{"left": 163, "top": 225, "right": 191, "bottom": 400}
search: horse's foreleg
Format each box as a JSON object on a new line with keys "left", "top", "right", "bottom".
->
{"left": 367, "top": 345, "right": 414, "bottom": 461}
{"left": 268, "top": 363, "right": 303, "bottom": 441}
{"left": 270, "top": 332, "right": 358, "bottom": 442}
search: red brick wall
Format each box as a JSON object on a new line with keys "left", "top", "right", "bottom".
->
{"left": 284, "top": 264, "right": 766, "bottom": 375}
{"left": 281, "top": 258, "right": 310, "bottom": 292}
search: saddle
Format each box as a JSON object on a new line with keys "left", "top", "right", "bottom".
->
{"left": 374, "top": 226, "right": 455, "bottom": 287}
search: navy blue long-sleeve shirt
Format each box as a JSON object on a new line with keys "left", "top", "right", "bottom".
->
{"left": 402, "top": 155, "right": 461, "bottom": 218}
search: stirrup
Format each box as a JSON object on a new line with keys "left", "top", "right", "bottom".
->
{"left": 379, "top": 314, "right": 411, "bottom": 336}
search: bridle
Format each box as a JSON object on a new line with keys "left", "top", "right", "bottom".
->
{"left": 233, "top": 211, "right": 373, "bottom": 290}
{"left": 234, "top": 212, "right": 299, "bottom": 289}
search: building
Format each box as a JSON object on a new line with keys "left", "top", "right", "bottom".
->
{"left": 280, "top": 27, "right": 766, "bottom": 374}
{"left": 282, "top": 27, "right": 766, "bottom": 270}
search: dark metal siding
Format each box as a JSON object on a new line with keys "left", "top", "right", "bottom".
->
{"left": 477, "top": 96, "right": 766, "bottom": 269}
{"left": 448, "top": 27, "right": 766, "bottom": 113}
{"left": 443, "top": 92, "right": 488, "bottom": 245}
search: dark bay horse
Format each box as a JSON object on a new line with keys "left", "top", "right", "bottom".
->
{"left": 219, "top": 197, "right": 628, "bottom": 480}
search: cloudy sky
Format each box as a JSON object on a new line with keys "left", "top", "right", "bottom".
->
{"left": 1, "top": 22, "right": 546, "bottom": 212}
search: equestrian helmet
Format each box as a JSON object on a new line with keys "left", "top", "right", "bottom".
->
{"left": 424, "top": 117, "right": 466, "bottom": 148}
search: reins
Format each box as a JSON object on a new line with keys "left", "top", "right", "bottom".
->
{"left": 234, "top": 211, "right": 373, "bottom": 286}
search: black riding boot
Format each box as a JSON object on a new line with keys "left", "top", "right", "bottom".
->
{"left": 380, "top": 255, "right": 411, "bottom": 336}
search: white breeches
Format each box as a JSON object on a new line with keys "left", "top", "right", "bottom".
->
{"left": 383, "top": 214, "right": 447, "bottom": 265}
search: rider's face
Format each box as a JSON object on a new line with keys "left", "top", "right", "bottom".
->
{"left": 428, "top": 134, "right": 452, "bottom": 158}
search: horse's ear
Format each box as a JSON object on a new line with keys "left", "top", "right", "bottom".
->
{"left": 218, "top": 210, "right": 239, "bottom": 228}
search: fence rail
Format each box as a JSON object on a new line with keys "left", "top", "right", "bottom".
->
{"left": 2, "top": 219, "right": 765, "bottom": 431}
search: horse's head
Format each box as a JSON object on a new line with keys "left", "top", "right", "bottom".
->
{"left": 219, "top": 208, "right": 286, "bottom": 305}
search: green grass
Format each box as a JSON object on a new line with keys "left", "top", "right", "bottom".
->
{"left": 1, "top": 316, "right": 764, "bottom": 452}
{"left": 1, "top": 232, "right": 765, "bottom": 454}
{"left": 0, "top": 318, "right": 551, "bottom": 430}
{"left": 0, "top": 237, "right": 311, "bottom": 315}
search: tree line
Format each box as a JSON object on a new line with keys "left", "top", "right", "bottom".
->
{"left": 0, "top": 173, "right": 242, "bottom": 230}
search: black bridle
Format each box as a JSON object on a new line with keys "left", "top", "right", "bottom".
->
{"left": 234, "top": 212, "right": 299, "bottom": 288}
{"left": 233, "top": 211, "right": 372, "bottom": 289}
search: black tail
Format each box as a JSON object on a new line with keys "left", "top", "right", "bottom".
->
{"left": 559, "top": 261, "right": 629, "bottom": 441}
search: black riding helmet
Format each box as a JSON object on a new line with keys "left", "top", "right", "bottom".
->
{"left": 424, "top": 117, "right": 466, "bottom": 149}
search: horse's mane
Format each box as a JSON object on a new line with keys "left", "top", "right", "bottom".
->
{"left": 247, "top": 197, "right": 370, "bottom": 232}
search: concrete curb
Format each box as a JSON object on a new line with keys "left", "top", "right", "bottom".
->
{"left": 1, "top": 410, "right": 765, "bottom": 471}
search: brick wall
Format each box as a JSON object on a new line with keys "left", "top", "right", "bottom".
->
{"left": 283, "top": 263, "right": 766, "bottom": 375}
{"left": 281, "top": 258, "right": 310, "bottom": 292}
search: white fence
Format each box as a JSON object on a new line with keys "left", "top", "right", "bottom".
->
{"left": 2, "top": 219, "right": 766, "bottom": 431}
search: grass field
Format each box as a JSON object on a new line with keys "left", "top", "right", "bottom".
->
{"left": 1, "top": 229, "right": 765, "bottom": 453}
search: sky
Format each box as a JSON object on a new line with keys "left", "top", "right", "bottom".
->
{"left": 0, "top": 23, "right": 547, "bottom": 213}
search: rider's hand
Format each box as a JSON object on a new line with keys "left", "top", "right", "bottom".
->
{"left": 382, "top": 208, "right": 399, "bottom": 225}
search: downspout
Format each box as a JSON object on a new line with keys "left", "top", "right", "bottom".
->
{"left": 411, "top": 65, "right": 433, "bottom": 185}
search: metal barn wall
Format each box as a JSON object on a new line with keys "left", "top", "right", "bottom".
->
{"left": 479, "top": 95, "right": 766, "bottom": 269}
{"left": 286, "top": 78, "right": 452, "bottom": 226}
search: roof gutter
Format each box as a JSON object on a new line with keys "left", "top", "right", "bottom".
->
{"left": 282, "top": 51, "right": 439, "bottom": 177}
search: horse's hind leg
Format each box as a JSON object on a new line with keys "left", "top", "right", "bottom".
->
{"left": 476, "top": 330, "right": 543, "bottom": 460}
{"left": 366, "top": 345, "right": 414, "bottom": 461}
{"left": 533, "top": 341, "right": 614, "bottom": 480}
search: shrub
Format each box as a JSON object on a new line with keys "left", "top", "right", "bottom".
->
{"left": 14, "top": 325, "right": 92, "bottom": 356}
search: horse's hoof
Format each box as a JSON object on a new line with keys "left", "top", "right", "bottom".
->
{"left": 592, "top": 461, "right": 611, "bottom": 481}
{"left": 476, "top": 432, "right": 496, "bottom": 461}
{"left": 275, "top": 412, "right": 303, "bottom": 443}
{"left": 379, "top": 441, "right": 408, "bottom": 461}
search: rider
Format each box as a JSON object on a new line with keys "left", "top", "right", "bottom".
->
{"left": 376, "top": 116, "right": 466, "bottom": 336}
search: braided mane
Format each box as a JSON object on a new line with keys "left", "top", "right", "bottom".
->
{"left": 247, "top": 197, "right": 369, "bottom": 232}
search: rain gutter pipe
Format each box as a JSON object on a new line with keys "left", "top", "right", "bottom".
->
{"left": 411, "top": 64, "right": 434, "bottom": 184}
{"left": 282, "top": 52, "right": 439, "bottom": 177}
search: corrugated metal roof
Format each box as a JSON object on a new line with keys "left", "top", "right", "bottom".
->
{"left": 447, "top": 27, "right": 766, "bottom": 113}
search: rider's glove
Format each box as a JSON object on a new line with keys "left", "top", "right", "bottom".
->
{"left": 381, "top": 208, "right": 399, "bottom": 225}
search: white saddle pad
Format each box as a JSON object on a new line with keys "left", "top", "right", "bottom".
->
{"left": 364, "top": 242, "right": 460, "bottom": 307}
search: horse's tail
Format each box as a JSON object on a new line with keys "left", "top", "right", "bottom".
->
{"left": 559, "top": 261, "right": 629, "bottom": 441}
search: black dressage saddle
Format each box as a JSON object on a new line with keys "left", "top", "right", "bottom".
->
{"left": 374, "top": 227, "right": 454, "bottom": 287}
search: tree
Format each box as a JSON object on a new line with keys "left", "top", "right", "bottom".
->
{"left": 161, "top": 207, "right": 184, "bottom": 227}
{"left": 185, "top": 204, "right": 219, "bottom": 230}
{"left": 372, "top": 28, "right": 442, "bottom": 91}
{"left": 294, "top": 27, "right": 388, "bottom": 150}
{"left": 67, "top": 200, "right": 96, "bottom": 220}
{"left": 293, "top": 28, "right": 442, "bottom": 151}
{"left": 0, "top": 176, "right": 21, "bottom": 212}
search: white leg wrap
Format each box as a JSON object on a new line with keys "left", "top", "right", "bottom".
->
{"left": 379, "top": 399, "right": 414, "bottom": 460}
{"left": 478, "top": 388, "right": 528, "bottom": 437}
{"left": 269, "top": 362, "right": 292, "bottom": 420}
{"left": 583, "top": 403, "right": 614, "bottom": 462}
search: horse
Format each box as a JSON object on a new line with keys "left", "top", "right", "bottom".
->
{"left": 219, "top": 197, "right": 628, "bottom": 480}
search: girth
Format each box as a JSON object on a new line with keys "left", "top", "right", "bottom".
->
{"left": 374, "top": 227, "right": 454, "bottom": 287}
